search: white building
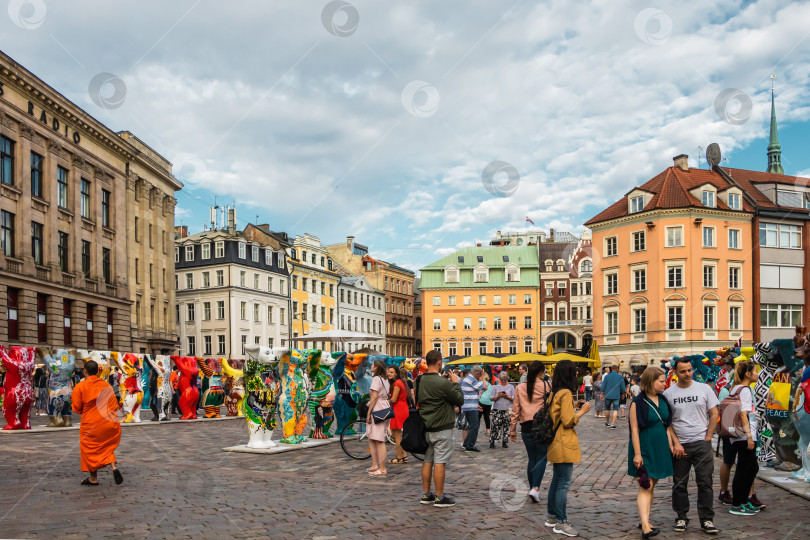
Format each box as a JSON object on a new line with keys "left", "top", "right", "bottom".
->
{"left": 337, "top": 275, "right": 386, "bottom": 353}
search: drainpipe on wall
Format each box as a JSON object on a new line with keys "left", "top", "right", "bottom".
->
{"left": 752, "top": 215, "right": 761, "bottom": 344}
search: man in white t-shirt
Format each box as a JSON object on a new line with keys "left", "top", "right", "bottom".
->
{"left": 664, "top": 358, "right": 720, "bottom": 535}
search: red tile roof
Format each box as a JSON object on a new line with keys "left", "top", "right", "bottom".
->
{"left": 585, "top": 165, "right": 807, "bottom": 226}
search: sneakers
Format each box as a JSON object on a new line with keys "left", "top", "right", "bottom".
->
{"left": 420, "top": 492, "right": 437, "bottom": 505}
{"left": 673, "top": 518, "right": 688, "bottom": 532}
{"left": 528, "top": 489, "right": 540, "bottom": 504}
{"left": 701, "top": 520, "right": 719, "bottom": 534}
{"left": 544, "top": 517, "right": 557, "bottom": 528}
{"left": 748, "top": 493, "right": 766, "bottom": 510}
{"left": 605, "top": 422, "right": 610, "bottom": 427}
{"left": 717, "top": 491, "right": 733, "bottom": 505}
{"left": 433, "top": 495, "right": 456, "bottom": 507}
{"left": 464, "top": 446, "right": 481, "bottom": 452}
{"left": 552, "top": 522, "right": 579, "bottom": 537}
{"left": 608, "top": 424, "right": 616, "bottom": 429}
{"left": 729, "top": 503, "right": 757, "bottom": 516}
{"left": 490, "top": 442, "right": 496, "bottom": 448}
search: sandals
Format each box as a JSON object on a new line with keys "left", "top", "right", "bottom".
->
{"left": 81, "top": 478, "right": 99, "bottom": 486}
{"left": 113, "top": 468, "right": 124, "bottom": 485}
{"left": 388, "top": 457, "right": 408, "bottom": 464}
{"left": 369, "top": 469, "right": 387, "bottom": 476}
{"left": 366, "top": 466, "right": 379, "bottom": 472}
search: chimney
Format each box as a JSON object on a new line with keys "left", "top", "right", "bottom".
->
{"left": 673, "top": 154, "right": 689, "bottom": 171}
{"left": 476, "top": 243, "right": 482, "bottom": 247}
{"left": 496, "top": 230, "right": 502, "bottom": 238}
{"left": 227, "top": 207, "right": 236, "bottom": 233}
{"left": 347, "top": 236, "right": 354, "bottom": 251}
{"left": 549, "top": 228, "right": 555, "bottom": 242}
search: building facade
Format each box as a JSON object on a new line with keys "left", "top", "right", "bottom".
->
{"left": 326, "top": 236, "right": 416, "bottom": 356}
{"left": 175, "top": 214, "right": 290, "bottom": 359}
{"left": 0, "top": 50, "right": 180, "bottom": 352}
{"left": 288, "top": 234, "right": 340, "bottom": 352}
{"left": 420, "top": 246, "right": 541, "bottom": 358}
{"left": 337, "top": 274, "right": 385, "bottom": 353}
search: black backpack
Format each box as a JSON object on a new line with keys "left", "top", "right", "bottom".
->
{"left": 400, "top": 375, "right": 429, "bottom": 454}
{"left": 531, "top": 382, "right": 560, "bottom": 444}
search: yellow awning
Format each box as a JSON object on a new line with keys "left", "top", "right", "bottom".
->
{"left": 444, "top": 355, "right": 499, "bottom": 365}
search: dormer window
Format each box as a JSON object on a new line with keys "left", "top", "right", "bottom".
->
{"left": 728, "top": 193, "right": 741, "bottom": 210}
{"left": 505, "top": 264, "right": 520, "bottom": 282}
{"left": 545, "top": 259, "right": 553, "bottom": 272}
{"left": 630, "top": 195, "right": 644, "bottom": 213}
{"left": 444, "top": 266, "right": 459, "bottom": 283}
{"left": 580, "top": 259, "right": 593, "bottom": 273}
{"left": 477, "top": 255, "right": 484, "bottom": 263}
{"left": 474, "top": 265, "right": 489, "bottom": 283}
{"left": 458, "top": 256, "right": 464, "bottom": 263}
{"left": 556, "top": 259, "right": 564, "bottom": 272}
{"left": 702, "top": 190, "right": 715, "bottom": 208}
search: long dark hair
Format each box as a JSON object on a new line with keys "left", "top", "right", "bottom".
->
{"left": 526, "top": 361, "right": 546, "bottom": 403}
{"left": 551, "top": 360, "right": 577, "bottom": 394}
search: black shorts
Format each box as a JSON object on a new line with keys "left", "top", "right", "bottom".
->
{"left": 721, "top": 437, "right": 739, "bottom": 465}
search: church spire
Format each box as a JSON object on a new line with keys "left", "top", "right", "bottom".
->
{"left": 766, "top": 80, "right": 784, "bottom": 175}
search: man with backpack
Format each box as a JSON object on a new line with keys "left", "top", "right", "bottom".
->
{"left": 417, "top": 350, "right": 463, "bottom": 508}
{"left": 664, "top": 358, "right": 720, "bottom": 535}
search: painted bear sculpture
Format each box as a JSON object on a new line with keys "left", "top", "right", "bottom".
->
{"left": 278, "top": 348, "right": 311, "bottom": 444}
{"left": 115, "top": 353, "right": 144, "bottom": 423}
{"left": 172, "top": 356, "right": 201, "bottom": 420}
{"left": 145, "top": 355, "right": 173, "bottom": 421}
{"left": 39, "top": 347, "right": 78, "bottom": 428}
{"left": 332, "top": 352, "right": 359, "bottom": 435}
{"left": 242, "top": 346, "right": 283, "bottom": 448}
{"left": 793, "top": 377, "right": 810, "bottom": 481}
{"left": 197, "top": 357, "right": 226, "bottom": 418}
{"left": 76, "top": 350, "right": 113, "bottom": 382}
{"left": 307, "top": 350, "right": 337, "bottom": 439}
{"left": 221, "top": 359, "right": 245, "bottom": 417}
{"left": 1, "top": 345, "right": 36, "bottom": 430}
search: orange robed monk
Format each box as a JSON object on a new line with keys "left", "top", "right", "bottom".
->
{"left": 71, "top": 360, "right": 124, "bottom": 486}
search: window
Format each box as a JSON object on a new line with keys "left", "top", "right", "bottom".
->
{"left": 728, "top": 229, "right": 740, "bottom": 249}
{"left": 478, "top": 317, "right": 486, "bottom": 330}
{"left": 493, "top": 295, "right": 501, "bottom": 305}
{"left": 606, "top": 311, "right": 618, "bottom": 334}
{"left": 729, "top": 306, "right": 741, "bottom": 330}
{"left": 667, "top": 266, "right": 683, "bottom": 288}
{"left": 202, "top": 271, "right": 210, "bottom": 288}
{"left": 524, "top": 294, "right": 532, "bottom": 304}
{"left": 240, "top": 271, "right": 246, "bottom": 287}
{"left": 175, "top": 247, "right": 180, "bottom": 263}
{"left": 668, "top": 306, "right": 683, "bottom": 330}
{"left": 508, "top": 294, "right": 516, "bottom": 305}
{"left": 478, "top": 295, "right": 486, "bottom": 305}
{"left": 254, "top": 303, "right": 260, "bottom": 322}
{"left": 508, "top": 316, "right": 517, "bottom": 330}
{"left": 463, "top": 318, "right": 472, "bottom": 330}
{"left": 240, "top": 302, "right": 247, "bottom": 320}
{"left": 634, "top": 308, "right": 646, "bottom": 332}
{"left": 187, "top": 336, "right": 196, "bottom": 356}
{"left": 728, "top": 193, "right": 741, "bottom": 210}
{"left": 58, "top": 232, "right": 69, "bottom": 272}
{"left": 433, "top": 319, "right": 441, "bottom": 330}
{"left": 57, "top": 166, "right": 69, "bottom": 209}
{"left": 463, "top": 295, "right": 471, "bottom": 306}
{"left": 81, "top": 240, "right": 91, "bottom": 277}
{"left": 606, "top": 272, "right": 618, "bottom": 295}
{"left": 545, "top": 284, "right": 553, "bottom": 297}
{"left": 702, "top": 190, "right": 715, "bottom": 207}
{"left": 479, "top": 342, "right": 487, "bottom": 355}
{"left": 280, "top": 280, "right": 285, "bottom": 295}
{"left": 252, "top": 246, "right": 259, "bottom": 261}
{"left": 216, "top": 301, "right": 225, "bottom": 320}
{"left": 267, "top": 306, "right": 274, "bottom": 324}
{"left": 505, "top": 266, "right": 519, "bottom": 282}
{"left": 185, "top": 245, "right": 194, "bottom": 261}
{"left": 238, "top": 242, "right": 246, "bottom": 258}
{"left": 218, "top": 335, "right": 226, "bottom": 355}
{"left": 605, "top": 236, "right": 618, "bottom": 256}
{"left": 702, "top": 226, "right": 715, "bottom": 247}
{"left": 703, "top": 264, "right": 715, "bottom": 288}
{"left": 80, "top": 179, "right": 91, "bottom": 218}
{"left": 557, "top": 281, "right": 566, "bottom": 296}
{"left": 494, "top": 317, "right": 501, "bottom": 330}
{"left": 580, "top": 260, "right": 593, "bottom": 273}
{"left": 474, "top": 266, "right": 488, "bottom": 282}
{"left": 703, "top": 305, "right": 715, "bottom": 329}
{"left": 31, "top": 221, "right": 43, "bottom": 265}
{"left": 633, "top": 268, "right": 646, "bottom": 292}
{"left": 524, "top": 341, "right": 534, "bottom": 353}
{"left": 254, "top": 274, "right": 260, "bottom": 289}
{"left": 30, "top": 152, "right": 43, "bottom": 198}
{"left": 216, "top": 270, "right": 224, "bottom": 286}
{"left": 185, "top": 273, "right": 193, "bottom": 289}
{"left": 759, "top": 223, "right": 801, "bottom": 249}
{"left": 85, "top": 304, "right": 93, "bottom": 348}
{"left": 203, "top": 335, "right": 212, "bottom": 356}
{"left": 524, "top": 316, "right": 532, "bottom": 329}
{"left": 241, "top": 335, "right": 247, "bottom": 355}
{"left": 630, "top": 195, "right": 644, "bottom": 213}
{"left": 632, "top": 231, "right": 645, "bottom": 252}
{"left": 509, "top": 342, "right": 517, "bottom": 354}
{"left": 215, "top": 241, "right": 225, "bottom": 257}
{"left": 666, "top": 226, "right": 683, "bottom": 247}
{"left": 760, "top": 304, "right": 802, "bottom": 328}
{"left": 729, "top": 266, "right": 740, "bottom": 289}
{"left": 558, "top": 305, "right": 566, "bottom": 321}
{"left": 186, "top": 303, "right": 195, "bottom": 322}
{"left": 202, "top": 243, "right": 211, "bottom": 259}
{"left": 0, "top": 136, "right": 14, "bottom": 185}
{"left": 493, "top": 342, "right": 502, "bottom": 354}
{"left": 102, "top": 248, "right": 111, "bottom": 284}
{"left": 203, "top": 302, "right": 211, "bottom": 321}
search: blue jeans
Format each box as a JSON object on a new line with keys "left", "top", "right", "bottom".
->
{"left": 584, "top": 387, "right": 592, "bottom": 401}
{"left": 547, "top": 463, "right": 573, "bottom": 522}
{"left": 463, "top": 410, "right": 480, "bottom": 449}
{"left": 521, "top": 430, "right": 548, "bottom": 489}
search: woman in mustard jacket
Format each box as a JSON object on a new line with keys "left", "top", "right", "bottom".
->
{"left": 546, "top": 360, "right": 590, "bottom": 537}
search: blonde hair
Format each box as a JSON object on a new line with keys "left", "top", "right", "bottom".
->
{"left": 639, "top": 366, "right": 665, "bottom": 394}
{"left": 734, "top": 361, "right": 755, "bottom": 383}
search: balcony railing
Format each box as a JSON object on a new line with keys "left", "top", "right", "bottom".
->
{"left": 35, "top": 266, "right": 50, "bottom": 280}
{"left": 5, "top": 258, "right": 21, "bottom": 274}
{"left": 62, "top": 274, "right": 74, "bottom": 287}
{"left": 84, "top": 279, "right": 98, "bottom": 292}
{"left": 541, "top": 319, "right": 593, "bottom": 326}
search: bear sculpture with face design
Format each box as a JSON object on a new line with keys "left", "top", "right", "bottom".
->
{"left": 242, "top": 346, "right": 283, "bottom": 448}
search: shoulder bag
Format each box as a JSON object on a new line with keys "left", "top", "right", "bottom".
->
{"left": 370, "top": 376, "right": 395, "bottom": 424}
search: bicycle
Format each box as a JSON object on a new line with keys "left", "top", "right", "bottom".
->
{"left": 340, "top": 419, "right": 424, "bottom": 461}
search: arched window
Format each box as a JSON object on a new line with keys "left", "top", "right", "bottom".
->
{"left": 580, "top": 260, "right": 593, "bottom": 272}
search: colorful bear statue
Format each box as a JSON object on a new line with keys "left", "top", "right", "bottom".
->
{"left": 278, "top": 348, "right": 310, "bottom": 444}
{"left": 242, "top": 346, "right": 282, "bottom": 448}
{"left": 115, "top": 353, "right": 144, "bottom": 423}
{"left": 172, "top": 356, "right": 201, "bottom": 420}
{"left": 39, "top": 347, "right": 78, "bottom": 428}
{"left": 1, "top": 345, "right": 36, "bottom": 430}
{"left": 221, "top": 359, "right": 245, "bottom": 417}
{"left": 307, "top": 350, "right": 337, "bottom": 439}
{"left": 197, "top": 357, "right": 225, "bottom": 418}
{"left": 145, "top": 355, "right": 173, "bottom": 421}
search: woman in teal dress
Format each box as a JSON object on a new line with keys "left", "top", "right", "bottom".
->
{"left": 629, "top": 367, "right": 673, "bottom": 539}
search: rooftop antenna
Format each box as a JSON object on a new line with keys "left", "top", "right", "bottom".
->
{"left": 696, "top": 146, "right": 704, "bottom": 169}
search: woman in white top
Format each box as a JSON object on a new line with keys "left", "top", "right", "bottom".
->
{"left": 727, "top": 361, "right": 759, "bottom": 515}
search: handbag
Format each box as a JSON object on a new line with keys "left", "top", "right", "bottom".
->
{"left": 370, "top": 376, "right": 394, "bottom": 424}
{"left": 400, "top": 375, "right": 429, "bottom": 454}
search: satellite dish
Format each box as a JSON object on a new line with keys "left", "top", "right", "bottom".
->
{"left": 706, "top": 143, "right": 722, "bottom": 167}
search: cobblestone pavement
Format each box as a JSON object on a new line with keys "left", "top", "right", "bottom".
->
{"left": 1, "top": 411, "right": 808, "bottom": 539}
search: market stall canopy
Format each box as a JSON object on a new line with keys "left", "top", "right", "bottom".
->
{"left": 289, "top": 330, "right": 385, "bottom": 343}
{"left": 446, "top": 352, "right": 596, "bottom": 366}
{"left": 444, "top": 355, "right": 498, "bottom": 366}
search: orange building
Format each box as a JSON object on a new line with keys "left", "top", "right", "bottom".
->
{"left": 585, "top": 155, "right": 755, "bottom": 368}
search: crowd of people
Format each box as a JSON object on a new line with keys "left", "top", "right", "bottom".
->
{"left": 404, "top": 354, "right": 770, "bottom": 538}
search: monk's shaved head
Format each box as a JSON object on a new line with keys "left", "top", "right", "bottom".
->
{"left": 84, "top": 360, "right": 99, "bottom": 376}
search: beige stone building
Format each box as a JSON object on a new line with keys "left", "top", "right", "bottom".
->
{"left": 0, "top": 50, "right": 181, "bottom": 353}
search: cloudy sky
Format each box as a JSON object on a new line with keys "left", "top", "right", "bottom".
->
{"left": 4, "top": 0, "right": 810, "bottom": 271}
